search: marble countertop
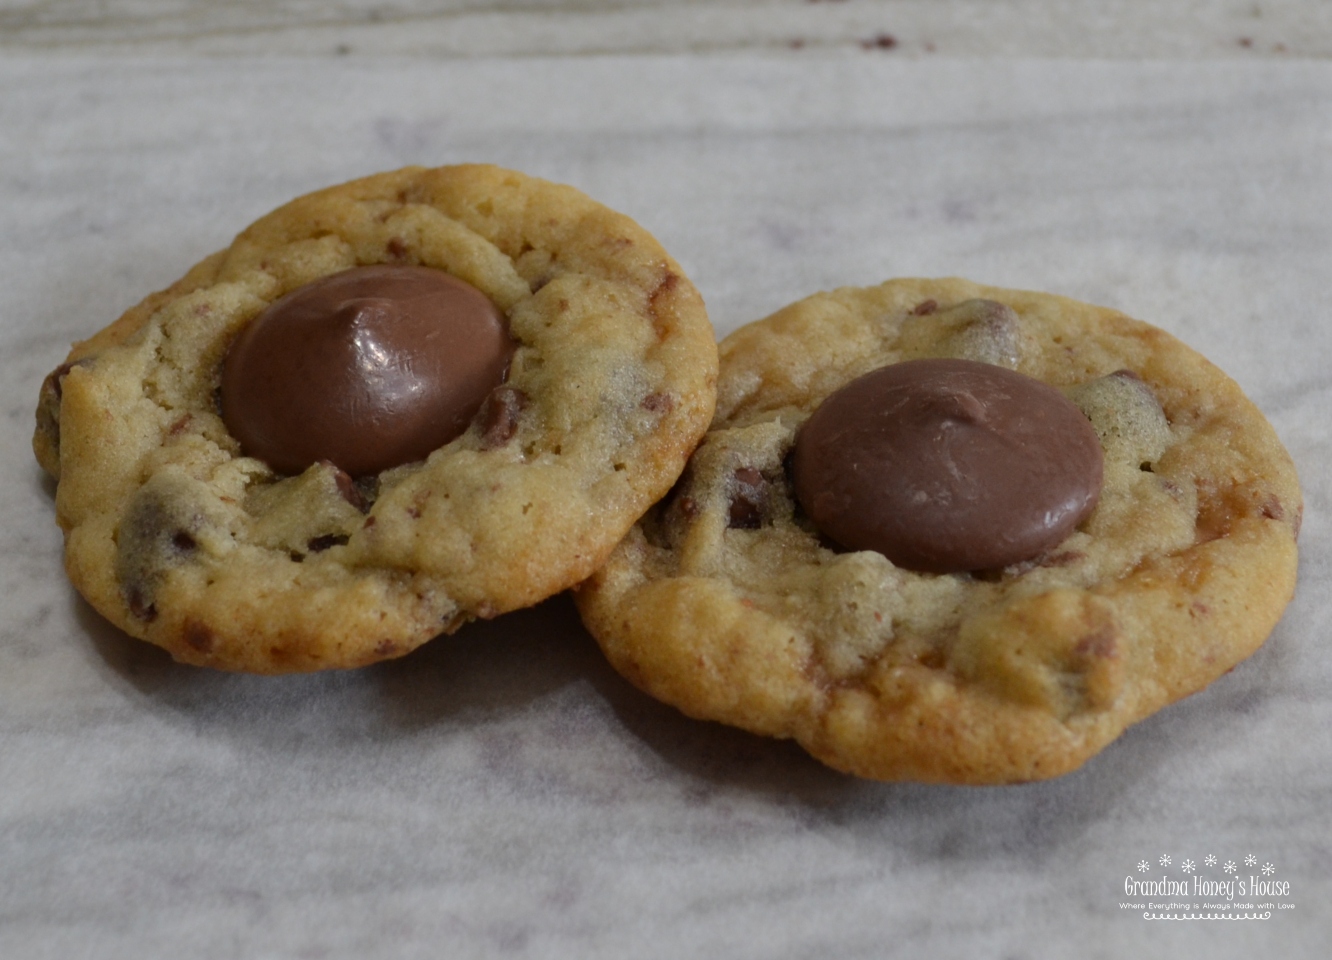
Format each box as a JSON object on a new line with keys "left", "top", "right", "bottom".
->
{"left": 2, "top": 50, "right": 1329, "bottom": 958}
{"left": 3, "top": 0, "right": 1330, "bottom": 58}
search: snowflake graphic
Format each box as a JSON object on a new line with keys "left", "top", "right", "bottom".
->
{"left": 1159, "top": 854, "right": 1172, "bottom": 867}
{"left": 1224, "top": 861, "right": 1238, "bottom": 874}
{"left": 1245, "top": 854, "right": 1258, "bottom": 867}
{"left": 1182, "top": 859, "right": 1196, "bottom": 874}
{"left": 1262, "top": 863, "right": 1276, "bottom": 876}
{"left": 1204, "top": 855, "right": 1217, "bottom": 867}
{"left": 1137, "top": 860, "right": 1150, "bottom": 872}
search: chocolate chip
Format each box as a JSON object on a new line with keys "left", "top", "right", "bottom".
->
{"left": 43, "top": 361, "right": 75, "bottom": 402}
{"left": 126, "top": 586, "right": 157, "bottom": 622}
{"left": 1074, "top": 625, "right": 1117, "bottom": 660}
{"left": 184, "top": 621, "right": 215, "bottom": 654}
{"left": 728, "top": 467, "right": 769, "bottom": 529}
{"left": 221, "top": 265, "right": 515, "bottom": 477}
{"left": 35, "top": 360, "right": 88, "bottom": 472}
{"left": 478, "top": 386, "right": 528, "bottom": 449}
{"left": 792, "top": 359, "right": 1104, "bottom": 573}
{"left": 916, "top": 649, "right": 946, "bottom": 670}
{"left": 642, "top": 392, "right": 674, "bottom": 414}
{"left": 911, "top": 300, "right": 939, "bottom": 316}
{"left": 116, "top": 479, "right": 212, "bottom": 626}
{"left": 321, "top": 461, "right": 370, "bottom": 513}
{"left": 353, "top": 475, "right": 379, "bottom": 508}
{"left": 735, "top": 467, "right": 763, "bottom": 487}
{"left": 306, "top": 534, "right": 350, "bottom": 553}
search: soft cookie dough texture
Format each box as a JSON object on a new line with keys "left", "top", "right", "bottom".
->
{"left": 576, "top": 279, "right": 1301, "bottom": 783}
{"left": 35, "top": 165, "right": 717, "bottom": 673}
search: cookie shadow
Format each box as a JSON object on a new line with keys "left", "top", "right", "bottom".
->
{"left": 36, "top": 468, "right": 56, "bottom": 503}
{"left": 367, "top": 592, "right": 612, "bottom": 730}
{"left": 78, "top": 590, "right": 611, "bottom": 740}
{"left": 77, "top": 592, "right": 369, "bottom": 714}
{"left": 78, "top": 579, "right": 1287, "bottom": 868}
{"left": 584, "top": 619, "right": 1289, "bottom": 866}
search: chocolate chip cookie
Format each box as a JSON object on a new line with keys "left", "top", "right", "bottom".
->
{"left": 35, "top": 165, "right": 717, "bottom": 673}
{"left": 575, "top": 279, "right": 1300, "bottom": 783}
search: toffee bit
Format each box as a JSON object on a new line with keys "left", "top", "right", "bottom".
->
{"left": 647, "top": 271, "right": 682, "bottom": 335}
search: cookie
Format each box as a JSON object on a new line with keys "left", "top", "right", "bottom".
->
{"left": 575, "top": 279, "right": 1300, "bottom": 783}
{"left": 35, "top": 164, "right": 717, "bottom": 673}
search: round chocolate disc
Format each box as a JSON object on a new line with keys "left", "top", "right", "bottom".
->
{"left": 221, "top": 265, "right": 514, "bottom": 477}
{"left": 791, "top": 358, "right": 1104, "bottom": 573}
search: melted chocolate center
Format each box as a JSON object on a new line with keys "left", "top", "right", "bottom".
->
{"left": 221, "top": 265, "right": 514, "bottom": 477}
{"left": 791, "top": 358, "right": 1104, "bottom": 573}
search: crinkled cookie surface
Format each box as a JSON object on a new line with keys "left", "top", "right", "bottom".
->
{"left": 35, "top": 165, "right": 717, "bottom": 673}
{"left": 575, "top": 279, "right": 1300, "bottom": 784}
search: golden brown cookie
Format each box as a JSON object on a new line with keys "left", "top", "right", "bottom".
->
{"left": 35, "top": 165, "right": 717, "bottom": 673}
{"left": 575, "top": 279, "right": 1300, "bottom": 783}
